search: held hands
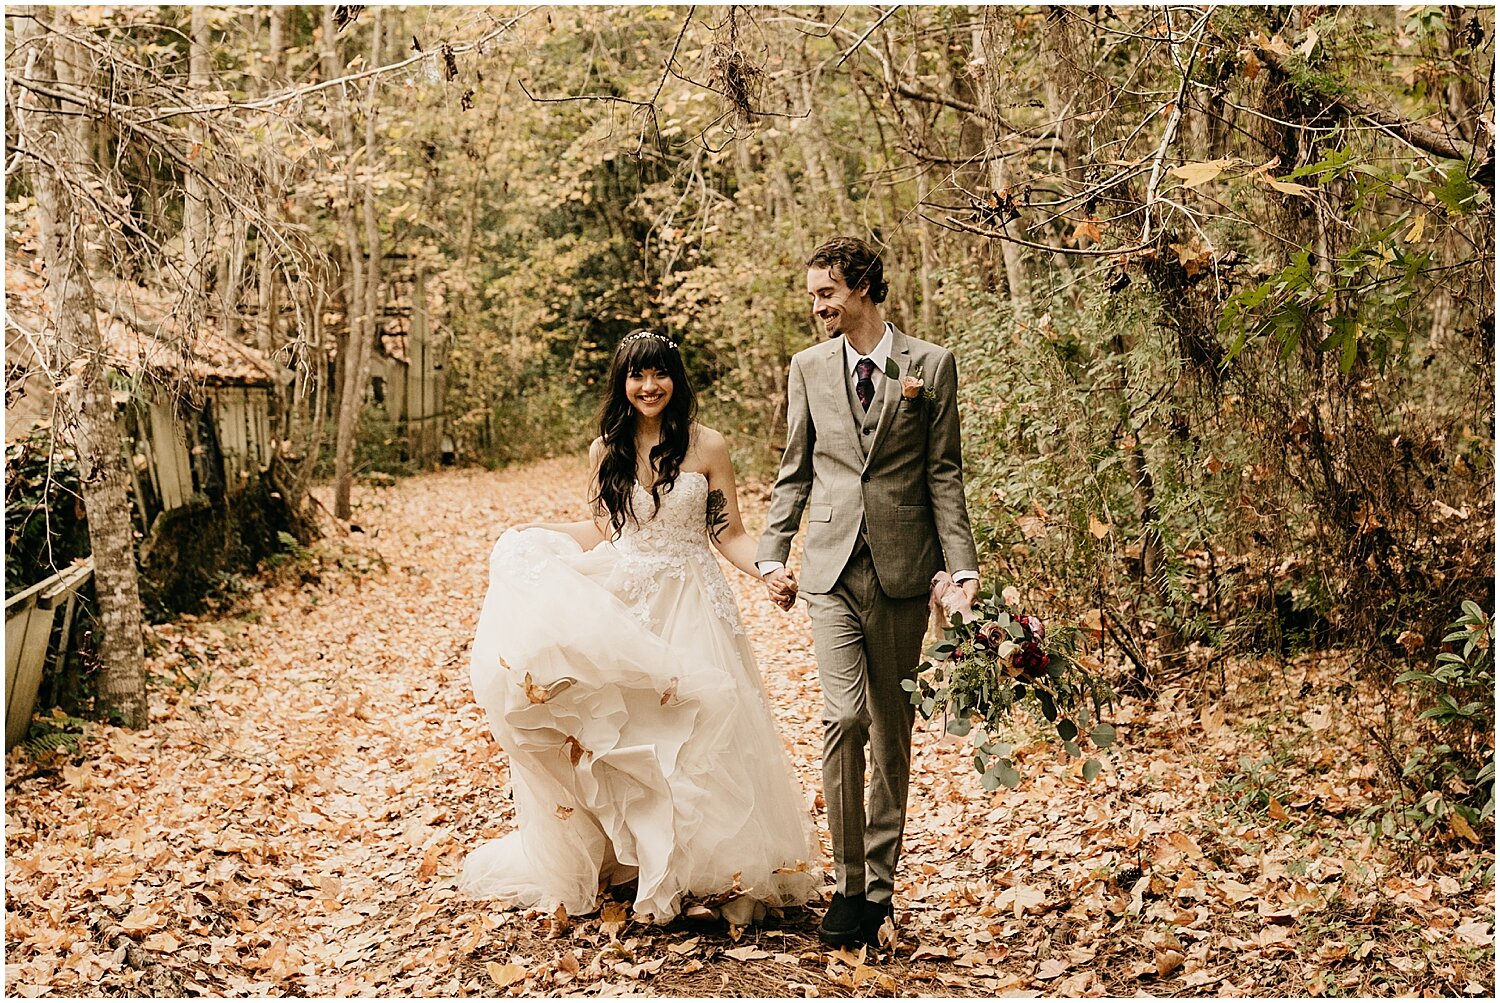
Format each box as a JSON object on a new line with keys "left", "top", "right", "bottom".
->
{"left": 763, "top": 567, "right": 798, "bottom": 611}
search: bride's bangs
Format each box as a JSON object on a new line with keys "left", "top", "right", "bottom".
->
{"left": 618, "top": 333, "right": 676, "bottom": 377}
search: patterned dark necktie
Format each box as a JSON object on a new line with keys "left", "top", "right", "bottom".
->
{"left": 855, "top": 357, "right": 876, "bottom": 412}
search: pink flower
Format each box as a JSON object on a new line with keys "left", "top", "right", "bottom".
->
{"left": 901, "top": 375, "right": 924, "bottom": 400}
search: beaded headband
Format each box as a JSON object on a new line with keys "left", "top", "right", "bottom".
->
{"left": 621, "top": 331, "right": 678, "bottom": 350}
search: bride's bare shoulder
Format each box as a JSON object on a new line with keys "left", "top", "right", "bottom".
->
{"left": 689, "top": 423, "right": 728, "bottom": 458}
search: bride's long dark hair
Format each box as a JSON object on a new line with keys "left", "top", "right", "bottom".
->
{"left": 592, "top": 331, "right": 697, "bottom": 539}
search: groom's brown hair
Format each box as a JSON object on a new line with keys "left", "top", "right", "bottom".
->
{"left": 808, "top": 237, "right": 888, "bottom": 304}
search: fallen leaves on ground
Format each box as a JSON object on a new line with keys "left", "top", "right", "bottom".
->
{"left": 5, "top": 456, "right": 1494, "bottom": 997}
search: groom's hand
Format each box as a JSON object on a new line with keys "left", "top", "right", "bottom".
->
{"left": 763, "top": 567, "right": 798, "bottom": 610}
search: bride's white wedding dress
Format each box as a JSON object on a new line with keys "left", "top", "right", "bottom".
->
{"left": 461, "top": 471, "right": 820, "bottom": 922}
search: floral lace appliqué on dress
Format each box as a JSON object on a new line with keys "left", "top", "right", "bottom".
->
{"left": 613, "top": 473, "right": 744, "bottom": 636}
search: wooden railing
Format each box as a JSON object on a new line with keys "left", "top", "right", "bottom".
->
{"left": 5, "top": 559, "right": 94, "bottom": 750}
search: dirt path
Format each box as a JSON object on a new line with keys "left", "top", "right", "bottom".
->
{"left": 6, "top": 458, "right": 1493, "bottom": 997}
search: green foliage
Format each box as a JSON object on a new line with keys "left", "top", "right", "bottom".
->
{"left": 20, "top": 711, "right": 90, "bottom": 760}
{"left": 4, "top": 428, "right": 92, "bottom": 589}
{"left": 904, "top": 588, "right": 1114, "bottom": 789}
{"left": 1384, "top": 602, "right": 1496, "bottom": 835}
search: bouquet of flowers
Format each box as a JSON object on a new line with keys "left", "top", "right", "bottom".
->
{"left": 903, "top": 574, "right": 1116, "bottom": 790}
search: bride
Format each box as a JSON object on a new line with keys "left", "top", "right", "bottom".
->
{"left": 461, "top": 330, "right": 820, "bottom": 924}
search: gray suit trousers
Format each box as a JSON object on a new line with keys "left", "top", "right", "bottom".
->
{"left": 803, "top": 541, "right": 928, "bottom": 904}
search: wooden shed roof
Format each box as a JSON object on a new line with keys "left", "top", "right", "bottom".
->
{"left": 5, "top": 257, "right": 284, "bottom": 387}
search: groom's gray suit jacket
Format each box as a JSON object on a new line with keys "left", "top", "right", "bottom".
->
{"left": 757, "top": 326, "right": 978, "bottom": 597}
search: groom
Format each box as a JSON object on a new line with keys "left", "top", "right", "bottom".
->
{"left": 758, "top": 237, "right": 979, "bottom": 946}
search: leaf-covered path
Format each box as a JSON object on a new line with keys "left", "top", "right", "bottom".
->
{"left": 6, "top": 458, "right": 1494, "bottom": 997}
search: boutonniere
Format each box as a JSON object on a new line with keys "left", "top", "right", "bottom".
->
{"left": 884, "top": 358, "right": 936, "bottom": 401}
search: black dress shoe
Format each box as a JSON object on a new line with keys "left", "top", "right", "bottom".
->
{"left": 861, "top": 899, "right": 894, "bottom": 946}
{"left": 818, "top": 892, "right": 866, "bottom": 947}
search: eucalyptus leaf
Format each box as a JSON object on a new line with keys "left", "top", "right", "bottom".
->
{"left": 997, "top": 759, "right": 1021, "bottom": 789}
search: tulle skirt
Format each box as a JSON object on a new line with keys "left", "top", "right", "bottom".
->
{"left": 460, "top": 528, "right": 820, "bottom": 922}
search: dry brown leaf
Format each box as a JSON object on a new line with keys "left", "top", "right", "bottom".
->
{"left": 486, "top": 962, "right": 525, "bottom": 989}
{"left": 1034, "top": 957, "right": 1069, "bottom": 980}
{"left": 1449, "top": 812, "right": 1480, "bottom": 843}
{"left": 563, "top": 736, "right": 590, "bottom": 767}
{"left": 723, "top": 945, "right": 770, "bottom": 961}
{"left": 1079, "top": 608, "right": 1105, "bottom": 639}
{"left": 1168, "top": 158, "right": 1235, "bottom": 188}
{"left": 1072, "top": 217, "right": 1104, "bottom": 245}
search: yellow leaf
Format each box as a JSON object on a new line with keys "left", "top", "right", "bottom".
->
{"left": 1219, "top": 878, "right": 1254, "bottom": 903}
{"left": 119, "top": 907, "right": 162, "bottom": 933}
{"left": 1405, "top": 213, "right": 1427, "bottom": 243}
{"left": 1089, "top": 516, "right": 1111, "bottom": 539}
{"left": 486, "top": 962, "right": 525, "bottom": 988}
{"left": 1168, "top": 159, "right": 1235, "bottom": 188}
{"left": 142, "top": 931, "right": 180, "bottom": 952}
{"left": 1450, "top": 812, "right": 1480, "bottom": 843}
{"left": 1262, "top": 175, "right": 1317, "bottom": 197}
{"left": 1254, "top": 32, "right": 1294, "bottom": 58}
{"left": 1079, "top": 609, "right": 1106, "bottom": 638}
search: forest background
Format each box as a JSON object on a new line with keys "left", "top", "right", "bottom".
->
{"left": 3, "top": 3, "right": 1495, "bottom": 997}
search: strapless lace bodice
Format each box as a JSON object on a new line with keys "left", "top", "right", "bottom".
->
{"left": 615, "top": 471, "right": 713, "bottom": 557}
{"left": 613, "top": 472, "right": 743, "bottom": 634}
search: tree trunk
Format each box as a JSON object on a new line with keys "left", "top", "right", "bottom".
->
{"left": 327, "top": 5, "right": 383, "bottom": 520}
{"left": 49, "top": 17, "right": 101, "bottom": 270}
{"left": 975, "top": 10, "right": 1029, "bottom": 309}
{"left": 916, "top": 166, "right": 935, "bottom": 334}
{"left": 255, "top": 8, "right": 287, "bottom": 356}
{"left": 18, "top": 7, "right": 148, "bottom": 728}
{"left": 184, "top": 7, "right": 211, "bottom": 298}
{"left": 1110, "top": 330, "right": 1179, "bottom": 683}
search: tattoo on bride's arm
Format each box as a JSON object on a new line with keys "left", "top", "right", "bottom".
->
{"left": 706, "top": 488, "right": 729, "bottom": 542}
